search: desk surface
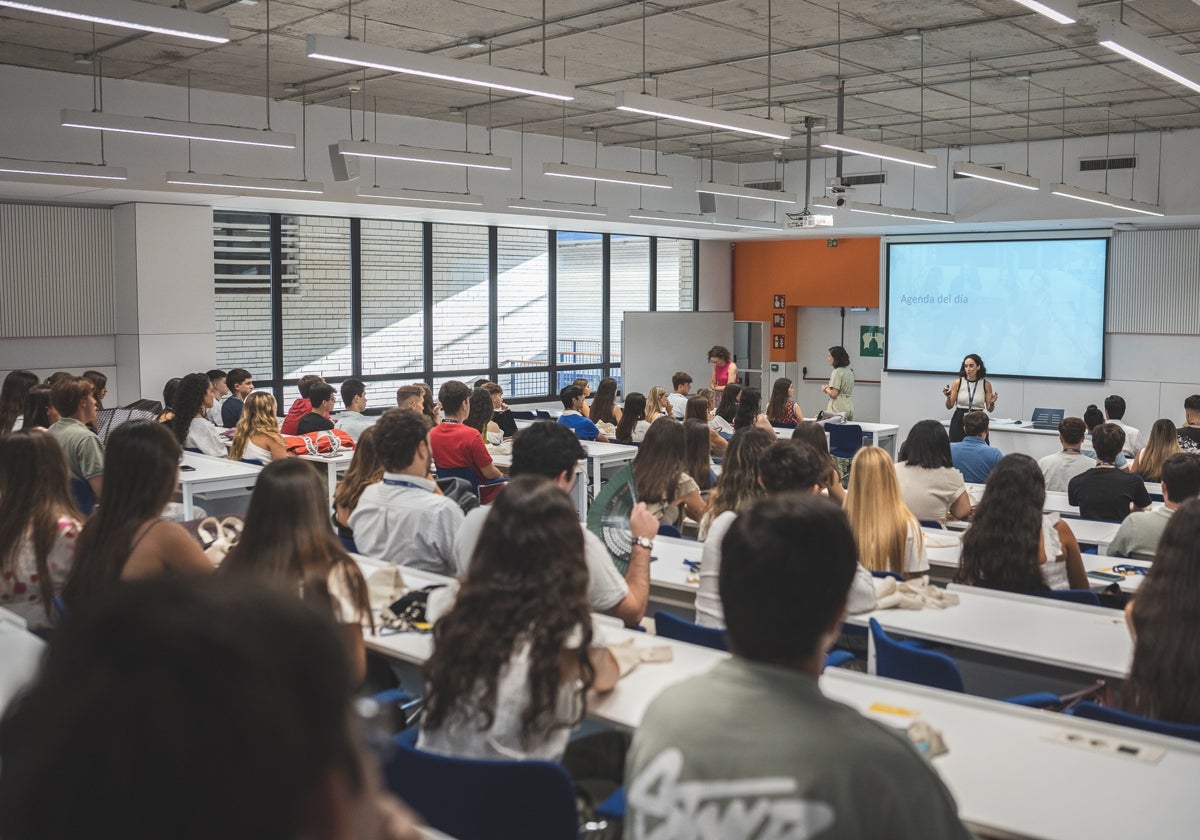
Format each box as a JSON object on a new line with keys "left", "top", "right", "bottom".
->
{"left": 945, "top": 514, "right": 1120, "bottom": 548}
{"left": 180, "top": 451, "right": 263, "bottom": 482}
{"left": 965, "top": 483, "right": 1162, "bottom": 517}
{"left": 0, "top": 618, "right": 45, "bottom": 716}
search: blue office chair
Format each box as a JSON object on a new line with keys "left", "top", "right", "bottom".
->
{"left": 919, "top": 518, "right": 948, "bottom": 530}
{"left": 383, "top": 728, "right": 579, "bottom": 840}
{"left": 510, "top": 410, "right": 536, "bottom": 420}
{"left": 827, "top": 423, "right": 865, "bottom": 460}
{"left": 435, "top": 466, "right": 509, "bottom": 503}
{"left": 656, "top": 523, "right": 683, "bottom": 539}
{"left": 184, "top": 446, "right": 203, "bottom": 454}
{"left": 871, "top": 570, "right": 905, "bottom": 582}
{"left": 534, "top": 409, "right": 553, "bottom": 420}
{"left": 869, "top": 619, "right": 1057, "bottom": 707}
{"left": 654, "top": 610, "right": 728, "bottom": 651}
{"left": 1068, "top": 702, "right": 1200, "bottom": 743}
{"left": 338, "top": 535, "right": 359, "bottom": 554}
{"left": 1037, "top": 589, "right": 1102, "bottom": 607}
{"left": 824, "top": 649, "right": 855, "bottom": 669}
{"left": 771, "top": 421, "right": 797, "bottom": 430}
{"left": 70, "top": 478, "right": 95, "bottom": 517}
{"left": 240, "top": 457, "right": 267, "bottom": 466}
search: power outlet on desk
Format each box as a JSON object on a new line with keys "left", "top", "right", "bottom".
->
{"left": 1044, "top": 728, "right": 1166, "bottom": 764}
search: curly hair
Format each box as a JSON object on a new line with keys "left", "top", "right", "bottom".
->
{"left": 701, "top": 426, "right": 774, "bottom": 533}
{"left": 168, "top": 373, "right": 210, "bottom": 445}
{"left": 229, "top": 392, "right": 285, "bottom": 461}
{"left": 421, "top": 476, "right": 595, "bottom": 746}
{"left": 954, "top": 454, "right": 1047, "bottom": 592}
{"left": 464, "top": 388, "right": 494, "bottom": 440}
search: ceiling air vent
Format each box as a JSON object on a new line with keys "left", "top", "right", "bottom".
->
{"left": 1080, "top": 156, "right": 1137, "bottom": 172}
{"left": 953, "top": 163, "right": 1003, "bottom": 179}
{"left": 744, "top": 180, "right": 783, "bottom": 191}
{"left": 840, "top": 173, "right": 886, "bottom": 187}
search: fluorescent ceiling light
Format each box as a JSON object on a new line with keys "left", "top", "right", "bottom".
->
{"left": 62, "top": 109, "right": 295, "bottom": 148}
{"left": 166, "top": 171, "right": 324, "bottom": 194}
{"left": 810, "top": 196, "right": 841, "bottom": 210}
{"left": 1096, "top": 20, "right": 1200, "bottom": 95}
{"left": 695, "top": 181, "right": 797, "bottom": 204}
{"left": 1051, "top": 183, "right": 1164, "bottom": 217}
{"left": 819, "top": 133, "right": 937, "bottom": 169}
{"left": 543, "top": 162, "right": 672, "bottom": 190}
{"left": 850, "top": 202, "right": 955, "bottom": 224}
{"left": 614, "top": 91, "right": 792, "bottom": 141}
{"left": 0, "top": 156, "right": 127, "bottom": 180}
{"left": 710, "top": 218, "right": 782, "bottom": 230}
{"left": 507, "top": 198, "right": 608, "bottom": 216}
{"left": 358, "top": 185, "right": 484, "bottom": 206}
{"left": 336, "top": 139, "right": 510, "bottom": 170}
{"left": 306, "top": 34, "right": 575, "bottom": 101}
{"left": 953, "top": 161, "right": 1041, "bottom": 191}
{"left": 1006, "top": 0, "right": 1077, "bottom": 25}
{"left": 627, "top": 210, "right": 713, "bottom": 226}
{"left": 0, "top": 0, "right": 230, "bottom": 43}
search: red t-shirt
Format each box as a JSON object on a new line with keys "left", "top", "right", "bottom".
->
{"left": 280, "top": 398, "right": 311, "bottom": 436}
{"left": 428, "top": 420, "right": 493, "bottom": 479}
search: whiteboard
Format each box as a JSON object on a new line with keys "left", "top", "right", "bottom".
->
{"left": 621, "top": 311, "right": 734, "bottom": 397}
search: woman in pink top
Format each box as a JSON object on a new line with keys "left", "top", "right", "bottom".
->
{"left": 708, "top": 345, "right": 738, "bottom": 393}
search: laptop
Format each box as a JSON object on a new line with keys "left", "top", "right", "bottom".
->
{"left": 1029, "top": 407, "right": 1064, "bottom": 430}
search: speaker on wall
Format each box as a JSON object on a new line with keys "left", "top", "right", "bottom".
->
{"left": 329, "top": 144, "right": 359, "bottom": 182}
{"left": 698, "top": 192, "right": 717, "bottom": 215}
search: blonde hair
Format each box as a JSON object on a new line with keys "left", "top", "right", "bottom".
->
{"left": 229, "top": 392, "right": 285, "bottom": 461}
{"left": 844, "top": 447, "right": 920, "bottom": 575}
{"left": 1136, "top": 419, "right": 1182, "bottom": 482}
{"left": 645, "top": 386, "right": 667, "bottom": 421}
{"left": 696, "top": 387, "right": 717, "bottom": 410}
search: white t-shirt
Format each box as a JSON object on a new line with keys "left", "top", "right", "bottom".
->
{"left": 1038, "top": 451, "right": 1094, "bottom": 493}
{"left": 895, "top": 464, "right": 967, "bottom": 523}
{"left": 186, "top": 416, "right": 230, "bottom": 457}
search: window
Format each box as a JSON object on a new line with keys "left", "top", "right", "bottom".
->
{"left": 497, "top": 228, "right": 551, "bottom": 398}
{"left": 656, "top": 238, "right": 695, "bottom": 311}
{"left": 361, "top": 219, "right": 424, "bottom": 379}
{"left": 213, "top": 211, "right": 274, "bottom": 377}
{"left": 281, "top": 215, "right": 352, "bottom": 382}
{"left": 432, "top": 224, "right": 489, "bottom": 371}
{"left": 556, "top": 232, "right": 603, "bottom": 375}
{"left": 609, "top": 235, "right": 650, "bottom": 367}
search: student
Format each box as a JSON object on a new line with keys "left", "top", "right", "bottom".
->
{"left": 1124, "top": 497, "right": 1200, "bottom": 726}
{"left": 731, "top": 386, "right": 773, "bottom": 433}
{"left": 61, "top": 421, "right": 212, "bottom": 610}
{"left": 588, "top": 376, "right": 622, "bottom": 426}
{"left": 0, "top": 431, "right": 81, "bottom": 630}
{"left": 698, "top": 426, "right": 774, "bottom": 540}
{"left": 557, "top": 384, "right": 608, "bottom": 443}
{"left": 428, "top": 381, "right": 503, "bottom": 484}
{"left": 572, "top": 377, "right": 593, "bottom": 418}
{"left": 683, "top": 394, "right": 727, "bottom": 454}
{"left": 333, "top": 426, "right": 384, "bottom": 536}
{"left": 1178, "top": 394, "right": 1200, "bottom": 454}
{"left": 682, "top": 418, "right": 715, "bottom": 492}
{"left": 1068, "top": 424, "right": 1152, "bottom": 522}
{"left": 0, "top": 577, "right": 424, "bottom": 840}
{"left": 170, "top": 372, "right": 229, "bottom": 457}
{"left": 296, "top": 382, "right": 337, "bottom": 434}
{"left": 712, "top": 382, "right": 741, "bottom": 434}
{"left": 228, "top": 392, "right": 290, "bottom": 463}
{"left": 1038, "top": 416, "right": 1094, "bottom": 492}
{"left": 44, "top": 371, "right": 73, "bottom": 388}
{"left": 464, "top": 387, "right": 503, "bottom": 446}
{"left": 394, "top": 384, "right": 425, "bottom": 413}
{"left": 221, "top": 459, "right": 374, "bottom": 685}
{"left": 950, "top": 410, "right": 1003, "bottom": 483}
{"left": 416, "top": 382, "right": 440, "bottom": 427}
{"left": 19, "top": 384, "right": 57, "bottom": 431}
{"left": 646, "top": 385, "right": 670, "bottom": 420}
{"left": 956, "top": 454, "right": 1089, "bottom": 592}
{"left": 81, "top": 370, "right": 108, "bottom": 412}
{"left": 1082, "top": 404, "right": 1129, "bottom": 468}
{"left": 221, "top": 368, "right": 253, "bottom": 428}
{"left": 1107, "top": 453, "right": 1200, "bottom": 560}
{"left": 791, "top": 420, "right": 847, "bottom": 504}
{"left": 1105, "top": 394, "right": 1141, "bottom": 457}
{"left": 666, "top": 371, "right": 693, "bottom": 418}
{"left": 632, "top": 418, "right": 705, "bottom": 529}
{"left": 334, "top": 378, "right": 372, "bottom": 441}
{"left": 765, "top": 377, "right": 801, "bottom": 426}
{"left": 350, "top": 408, "right": 463, "bottom": 575}
{"left": 158, "top": 376, "right": 181, "bottom": 425}
{"left": 46, "top": 376, "right": 104, "bottom": 499}
{"left": 626, "top": 494, "right": 972, "bottom": 840}
{"left": 895, "top": 419, "right": 971, "bottom": 523}
{"left": 452, "top": 421, "right": 656, "bottom": 627}
{"left": 205, "top": 368, "right": 228, "bottom": 425}
{"left": 0, "top": 369, "right": 38, "bottom": 435}
{"left": 614, "top": 392, "right": 647, "bottom": 444}
{"left": 1129, "top": 419, "right": 1182, "bottom": 482}
{"left": 419, "top": 475, "right": 620, "bottom": 761}
{"left": 480, "top": 381, "right": 518, "bottom": 438}
{"left": 845, "top": 446, "right": 930, "bottom": 579}
{"left": 281, "top": 374, "right": 324, "bottom": 436}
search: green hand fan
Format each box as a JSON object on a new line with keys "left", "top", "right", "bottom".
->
{"left": 586, "top": 464, "right": 638, "bottom": 575}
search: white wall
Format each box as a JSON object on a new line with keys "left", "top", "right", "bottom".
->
{"left": 697, "top": 240, "right": 732, "bottom": 310}
{"left": 792, "top": 307, "right": 883, "bottom": 422}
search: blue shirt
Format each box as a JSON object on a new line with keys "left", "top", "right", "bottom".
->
{"left": 950, "top": 436, "right": 1003, "bottom": 484}
{"left": 557, "top": 410, "right": 600, "bottom": 441}
{"left": 221, "top": 396, "right": 244, "bottom": 428}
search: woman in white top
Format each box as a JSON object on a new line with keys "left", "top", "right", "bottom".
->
{"left": 943, "top": 353, "right": 998, "bottom": 443}
{"left": 419, "top": 475, "right": 619, "bottom": 761}
{"left": 228, "top": 392, "right": 290, "bottom": 463}
{"left": 0, "top": 431, "right": 81, "bottom": 630}
{"left": 895, "top": 420, "right": 973, "bottom": 523}
{"left": 845, "top": 446, "right": 929, "bottom": 579}
{"left": 614, "top": 392, "right": 647, "bottom": 445}
{"left": 955, "top": 454, "right": 1088, "bottom": 592}
{"left": 170, "top": 372, "right": 229, "bottom": 457}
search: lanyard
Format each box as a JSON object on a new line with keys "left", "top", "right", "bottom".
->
{"left": 382, "top": 477, "right": 429, "bottom": 490}
{"left": 1062, "top": 448, "right": 1081, "bottom": 454}
{"left": 964, "top": 377, "right": 979, "bottom": 409}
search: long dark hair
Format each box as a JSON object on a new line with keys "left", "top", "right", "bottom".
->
{"left": 682, "top": 418, "right": 713, "bottom": 491}
{"left": 957, "top": 353, "right": 986, "bottom": 380}
{"left": 703, "top": 427, "right": 773, "bottom": 525}
{"left": 333, "top": 426, "right": 384, "bottom": 514}
{"left": 169, "top": 373, "right": 210, "bottom": 445}
{"left": 222, "top": 460, "right": 371, "bottom": 630}
{"left": 615, "top": 392, "right": 646, "bottom": 444}
{"left": 0, "top": 370, "right": 38, "bottom": 437}
{"left": 829, "top": 346, "right": 851, "bottom": 368}
{"left": 792, "top": 420, "right": 841, "bottom": 490}
{"left": 899, "top": 419, "right": 955, "bottom": 469}
{"left": 63, "top": 422, "right": 180, "bottom": 608}
{"left": 590, "top": 377, "right": 619, "bottom": 425}
{"left": 733, "top": 387, "right": 763, "bottom": 430}
{"left": 1126, "top": 498, "right": 1200, "bottom": 725}
{"left": 421, "top": 476, "right": 595, "bottom": 745}
{"left": 20, "top": 385, "right": 54, "bottom": 431}
{"left": 464, "top": 388, "right": 494, "bottom": 439}
{"left": 766, "top": 378, "right": 793, "bottom": 423}
{"left": 82, "top": 370, "right": 108, "bottom": 411}
{"left": 715, "top": 383, "right": 742, "bottom": 422}
{"left": 633, "top": 417, "right": 686, "bottom": 504}
{"left": 0, "top": 432, "right": 79, "bottom": 619}
{"left": 684, "top": 395, "right": 709, "bottom": 423}
{"left": 955, "top": 454, "right": 1047, "bottom": 593}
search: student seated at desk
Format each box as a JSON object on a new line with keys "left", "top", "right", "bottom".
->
{"left": 731, "top": 387, "right": 773, "bottom": 433}
{"left": 1107, "top": 453, "right": 1200, "bottom": 560}
{"left": 334, "top": 378, "right": 373, "bottom": 442}
{"left": 296, "top": 383, "right": 337, "bottom": 434}
{"left": 949, "top": 410, "right": 1003, "bottom": 484}
{"left": 845, "top": 447, "right": 929, "bottom": 580}
{"left": 0, "top": 369, "right": 38, "bottom": 436}
{"left": 465, "top": 387, "right": 503, "bottom": 446}
{"left": 1068, "top": 424, "right": 1152, "bottom": 522}
{"left": 19, "top": 384, "right": 57, "bottom": 432}
{"left": 895, "top": 420, "right": 971, "bottom": 523}
{"left": 221, "top": 459, "right": 373, "bottom": 686}
{"left": 632, "top": 418, "right": 705, "bottom": 530}
{"left": 61, "top": 422, "right": 212, "bottom": 611}
{"left": 333, "top": 425, "right": 384, "bottom": 537}
{"left": 281, "top": 374, "right": 324, "bottom": 436}
{"left": 697, "top": 426, "right": 773, "bottom": 541}
{"left": 229, "top": 392, "right": 290, "bottom": 463}
{"left": 614, "top": 391, "right": 648, "bottom": 444}
{"left": 1038, "top": 416, "right": 1094, "bottom": 492}
{"left": 480, "top": 380, "right": 518, "bottom": 439}
{"left": 46, "top": 376, "right": 104, "bottom": 501}
{"left": 682, "top": 419, "right": 715, "bottom": 493}
{"left": 1128, "top": 419, "right": 1181, "bottom": 482}
{"left": 1082, "top": 405, "right": 1130, "bottom": 469}
{"left": 627, "top": 494, "right": 971, "bottom": 840}
{"left": 1125, "top": 497, "right": 1200, "bottom": 726}
{"left": 170, "top": 373, "right": 229, "bottom": 457}
{"left": 220, "top": 368, "right": 253, "bottom": 428}
{"left": 666, "top": 371, "right": 693, "bottom": 419}
{"left": 792, "top": 421, "right": 847, "bottom": 504}
{"left": 428, "top": 381, "right": 503, "bottom": 485}
{"left": 157, "top": 376, "right": 181, "bottom": 426}
{"left": 684, "top": 394, "right": 728, "bottom": 455}
{"left": 712, "top": 383, "right": 740, "bottom": 436}
{"left": 0, "top": 578, "right": 424, "bottom": 840}
{"left": 557, "top": 384, "right": 608, "bottom": 442}
{"left": 588, "top": 376, "right": 622, "bottom": 427}
{"left": 956, "top": 454, "right": 1089, "bottom": 592}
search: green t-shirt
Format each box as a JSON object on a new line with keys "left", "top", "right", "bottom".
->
{"left": 48, "top": 418, "right": 104, "bottom": 482}
{"left": 624, "top": 658, "right": 972, "bottom": 840}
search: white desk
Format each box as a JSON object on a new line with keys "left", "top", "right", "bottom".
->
{"left": 490, "top": 450, "right": 588, "bottom": 521}
{"left": 1083, "top": 555, "right": 1149, "bottom": 594}
{"left": 299, "top": 451, "right": 354, "bottom": 512}
{"left": 178, "top": 452, "right": 263, "bottom": 519}
{"left": 777, "top": 421, "right": 901, "bottom": 459}
{"left": 581, "top": 440, "right": 639, "bottom": 499}
{"left": 945, "top": 514, "right": 1120, "bottom": 549}
{"left": 944, "top": 420, "right": 1062, "bottom": 459}
{"left": 965, "top": 483, "right": 1162, "bottom": 519}
{"left": 0, "top": 612, "right": 46, "bottom": 716}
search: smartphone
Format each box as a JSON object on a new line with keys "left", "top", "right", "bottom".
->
{"left": 1087, "top": 571, "right": 1123, "bottom": 583}
{"left": 180, "top": 464, "right": 196, "bottom": 472}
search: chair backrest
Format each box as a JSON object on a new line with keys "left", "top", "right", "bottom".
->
{"left": 383, "top": 728, "right": 580, "bottom": 840}
{"left": 869, "top": 618, "right": 965, "bottom": 693}
{"left": 1069, "top": 702, "right": 1200, "bottom": 743}
{"left": 654, "top": 609, "right": 728, "bottom": 651}
{"left": 1037, "top": 588, "right": 1102, "bottom": 607}
{"left": 827, "top": 423, "right": 864, "bottom": 457}
{"left": 871, "top": 569, "right": 905, "bottom": 581}
{"left": 509, "top": 410, "right": 536, "bottom": 420}
{"left": 918, "top": 518, "right": 947, "bottom": 530}
{"left": 771, "top": 421, "right": 797, "bottom": 430}
{"left": 240, "top": 457, "right": 267, "bottom": 466}
{"left": 184, "top": 446, "right": 203, "bottom": 454}
{"left": 534, "top": 409, "right": 553, "bottom": 419}
{"left": 435, "top": 465, "right": 480, "bottom": 495}
{"left": 656, "top": 523, "right": 682, "bottom": 539}
{"left": 70, "top": 478, "right": 96, "bottom": 517}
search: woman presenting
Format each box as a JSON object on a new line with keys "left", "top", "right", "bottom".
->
{"left": 708, "top": 345, "right": 738, "bottom": 393}
{"left": 944, "top": 353, "right": 998, "bottom": 442}
{"left": 821, "top": 345, "right": 855, "bottom": 421}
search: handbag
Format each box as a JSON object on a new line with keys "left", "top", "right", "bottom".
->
{"left": 193, "top": 516, "right": 243, "bottom": 566}
{"left": 380, "top": 585, "right": 445, "bottom": 632}
{"left": 284, "top": 429, "right": 356, "bottom": 456}
{"left": 366, "top": 564, "right": 408, "bottom": 613}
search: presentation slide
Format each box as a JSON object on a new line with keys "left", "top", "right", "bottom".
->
{"left": 886, "top": 238, "right": 1108, "bottom": 381}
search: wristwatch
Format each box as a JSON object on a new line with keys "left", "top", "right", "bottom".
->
{"left": 633, "top": 535, "right": 654, "bottom": 551}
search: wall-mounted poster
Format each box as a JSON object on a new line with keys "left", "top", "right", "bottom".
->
{"left": 772, "top": 313, "right": 785, "bottom": 328}
{"left": 860, "top": 326, "right": 884, "bottom": 358}
{"left": 773, "top": 294, "right": 786, "bottom": 309}
{"left": 773, "top": 334, "right": 785, "bottom": 349}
